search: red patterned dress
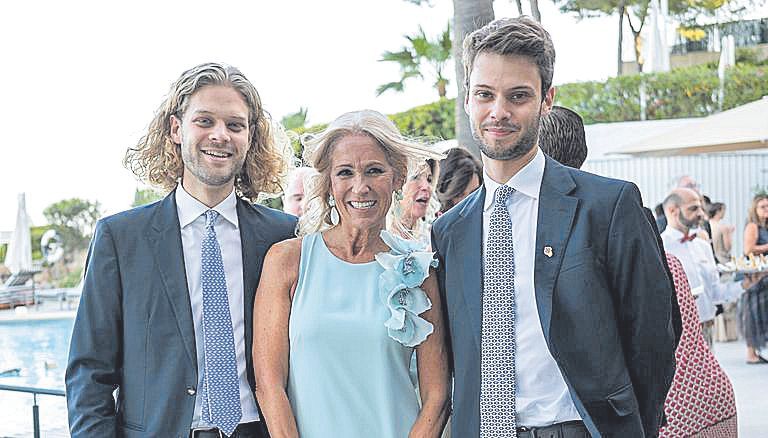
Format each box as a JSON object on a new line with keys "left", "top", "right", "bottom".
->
{"left": 660, "top": 254, "right": 738, "bottom": 437}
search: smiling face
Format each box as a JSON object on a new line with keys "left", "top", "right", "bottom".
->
{"left": 328, "top": 134, "right": 398, "bottom": 231}
{"left": 399, "top": 164, "right": 434, "bottom": 224}
{"left": 170, "top": 85, "right": 250, "bottom": 197}
{"left": 465, "top": 52, "right": 553, "bottom": 163}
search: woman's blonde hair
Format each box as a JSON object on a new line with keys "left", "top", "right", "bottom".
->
{"left": 124, "top": 62, "right": 293, "bottom": 201}
{"left": 297, "top": 110, "right": 444, "bottom": 236}
{"left": 748, "top": 194, "right": 768, "bottom": 228}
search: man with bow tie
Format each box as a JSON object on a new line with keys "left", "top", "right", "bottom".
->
{"left": 661, "top": 188, "right": 745, "bottom": 349}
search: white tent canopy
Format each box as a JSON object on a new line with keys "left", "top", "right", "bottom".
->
{"left": 610, "top": 96, "right": 768, "bottom": 157}
{"left": 3, "top": 193, "right": 33, "bottom": 274}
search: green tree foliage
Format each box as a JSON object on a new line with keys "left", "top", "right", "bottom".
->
{"left": 377, "top": 23, "right": 452, "bottom": 99}
{"left": 281, "top": 107, "right": 309, "bottom": 131}
{"left": 554, "top": 0, "right": 754, "bottom": 72}
{"left": 389, "top": 98, "right": 456, "bottom": 140}
{"left": 132, "top": 188, "right": 164, "bottom": 207}
{"left": 30, "top": 225, "right": 50, "bottom": 261}
{"left": 555, "top": 63, "right": 768, "bottom": 123}
{"left": 43, "top": 198, "right": 102, "bottom": 253}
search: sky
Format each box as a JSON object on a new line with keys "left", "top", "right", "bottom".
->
{"left": 0, "top": 0, "right": 696, "bottom": 230}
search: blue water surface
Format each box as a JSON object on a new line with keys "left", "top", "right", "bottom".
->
{"left": 0, "top": 318, "right": 74, "bottom": 388}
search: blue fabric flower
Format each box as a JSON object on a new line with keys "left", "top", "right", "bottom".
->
{"left": 374, "top": 230, "right": 437, "bottom": 347}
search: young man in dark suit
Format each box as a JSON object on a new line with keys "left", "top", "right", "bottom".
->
{"left": 431, "top": 18, "right": 679, "bottom": 437}
{"left": 66, "top": 63, "right": 296, "bottom": 438}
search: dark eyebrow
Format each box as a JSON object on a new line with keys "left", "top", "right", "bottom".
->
{"left": 191, "top": 110, "right": 247, "bottom": 122}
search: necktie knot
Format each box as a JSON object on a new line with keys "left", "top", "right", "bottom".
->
{"left": 494, "top": 185, "right": 514, "bottom": 208}
{"left": 205, "top": 210, "right": 219, "bottom": 229}
{"left": 680, "top": 232, "right": 696, "bottom": 243}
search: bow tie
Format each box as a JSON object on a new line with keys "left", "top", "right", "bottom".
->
{"left": 680, "top": 233, "right": 697, "bottom": 243}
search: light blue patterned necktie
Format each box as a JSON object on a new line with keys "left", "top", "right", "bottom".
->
{"left": 481, "top": 185, "right": 517, "bottom": 437}
{"left": 200, "top": 210, "right": 242, "bottom": 436}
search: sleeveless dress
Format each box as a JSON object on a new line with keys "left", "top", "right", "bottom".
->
{"left": 287, "top": 232, "right": 432, "bottom": 437}
{"left": 739, "top": 225, "right": 768, "bottom": 350}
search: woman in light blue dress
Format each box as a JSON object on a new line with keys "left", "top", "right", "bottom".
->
{"left": 253, "top": 110, "right": 450, "bottom": 438}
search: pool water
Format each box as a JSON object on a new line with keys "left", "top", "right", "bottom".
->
{"left": 0, "top": 317, "right": 73, "bottom": 437}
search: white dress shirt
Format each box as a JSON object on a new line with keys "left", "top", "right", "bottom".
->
{"left": 176, "top": 185, "right": 260, "bottom": 428}
{"left": 661, "top": 226, "right": 743, "bottom": 323}
{"left": 482, "top": 148, "right": 582, "bottom": 427}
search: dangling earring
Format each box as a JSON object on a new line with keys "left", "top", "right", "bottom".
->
{"left": 328, "top": 194, "right": 340, "bottom": 226}
{"left": 394, "top": 189, "right": 404, "bottom": 202}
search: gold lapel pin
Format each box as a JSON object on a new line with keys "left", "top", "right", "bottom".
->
{"left": 543, "top": 246, "right": 554, "bottom": 258}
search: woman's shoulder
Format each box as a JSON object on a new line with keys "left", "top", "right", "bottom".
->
{"left": 266, "top": 236, "right": 304, "bottom": 266}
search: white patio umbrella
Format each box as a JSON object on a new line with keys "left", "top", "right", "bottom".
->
{"left": 639, "top": 0, "right": 670, "bottom": 120}
{"left": 717, "top": 35, "right": 736, "bottom": 111}
{"left": 642, "top": 0, "right": 670, "bottom": 73}
{"left": 4, "top": 193, "right": 33, "bottom": 274}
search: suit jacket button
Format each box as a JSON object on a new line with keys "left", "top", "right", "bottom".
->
{"left": 186, "top": 387, "right": 196, "bottom": 396}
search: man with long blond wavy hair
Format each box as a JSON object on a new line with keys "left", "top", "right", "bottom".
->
{"left": 66, "top": 62, "right": 296, "bottom": 438}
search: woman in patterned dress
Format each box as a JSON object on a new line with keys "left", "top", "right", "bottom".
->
{"left": 660, "top": 253, "right": 738, "bottom": 437}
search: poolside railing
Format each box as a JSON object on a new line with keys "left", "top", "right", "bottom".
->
{"left": 0, "top": 383, "right": 66, "bottom": 438}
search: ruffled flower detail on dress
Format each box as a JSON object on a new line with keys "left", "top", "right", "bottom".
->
{"left": 375, "top": 230, "right": 438, "bottom": 347}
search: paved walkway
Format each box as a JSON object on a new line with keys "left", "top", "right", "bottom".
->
{"left": 712, "top": 339, "right": 768, "bottom": 437}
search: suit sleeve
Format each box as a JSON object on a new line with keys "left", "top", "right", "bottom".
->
{"left": 430, "top": 224, "right": 454, "bottom": 375}
{"left": 606, "top": 183, "right": 677, "bottom": 436}
{"left": 65, "top": 220, "right": 122, "bottom": 437}
{"left": 643, "top": 206, "right": 682, "bottom": 348}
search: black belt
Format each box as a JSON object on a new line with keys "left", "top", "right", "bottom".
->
{"left": 517, "top": 420, "right": 589, "bottom": 438}
{"left": 190, "top": 421, "right": 263, "bottom": 438}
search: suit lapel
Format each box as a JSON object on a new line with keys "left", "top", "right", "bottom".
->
{"left": 237, "top": 199, "right": 269, "bottom": 366}
{"left": 534, "top": 158, "right": 578, "bottom": 342}
{"left": 147, "top": 191, "right": 197, "bottom": 367}
{"left": 453, "top": 187, "right": 485, "bottom": 349}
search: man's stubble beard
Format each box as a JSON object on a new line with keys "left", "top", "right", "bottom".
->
{"left": 473, "top": 109, "right": 542, "bottom": 162}
{"left": 678, "top": 210, "right": 700, "bottom": 230}
{"left": 180, "top": 142, "right": 244, "bottom": 187}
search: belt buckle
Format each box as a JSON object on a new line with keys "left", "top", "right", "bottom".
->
{"left": 190, "top": 427, "right": 224, "bottom": 438}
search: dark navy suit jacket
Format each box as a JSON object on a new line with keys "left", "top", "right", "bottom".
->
{"left": 65, "top": 191, "right": 296, "bottom": 437}
{"left": 431, "top": 157, "right": 679, "bottom": 437}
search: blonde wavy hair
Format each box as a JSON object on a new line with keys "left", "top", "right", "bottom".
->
{"left": 124, "top": 62, "right": 293, "bottom": 201}
{"left": 297, "top": 110, "right": 444, "bottom": 236}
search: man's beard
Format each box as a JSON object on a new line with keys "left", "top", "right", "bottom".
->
{"left": 678, "top": 210, "right": 699, "bottom": 230}
{"left": 181, "top": 141, "right": 244, "bottom": 187}
{"left": 473, "top": 112, "right": 541, "bottom": 161}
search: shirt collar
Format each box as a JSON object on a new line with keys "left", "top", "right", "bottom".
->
{"left": 482, "top": 147, "right": 545, "bottom": 212}
{"left": 661, "top": 225, "right": 690, "bottom": 242}
{"left": 176, "top": 184, "right": 239, "bottom": 229}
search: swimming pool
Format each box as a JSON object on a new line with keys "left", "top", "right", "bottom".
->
{"left": 0, "top": 317, "right": 73, "bottom": 437}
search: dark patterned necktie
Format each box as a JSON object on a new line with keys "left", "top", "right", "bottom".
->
{"left": 200, "top": 210, "right": 242, "bottom": 436}
{"left": 481, "top": 185, "right": 517, "bottom": 437}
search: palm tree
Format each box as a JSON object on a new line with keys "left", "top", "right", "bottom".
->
{"left": 452, "top": 0, "right": 494, "bottom": 158}
{"left": 377, "top": 24, "right": 452, "bottom": 99}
